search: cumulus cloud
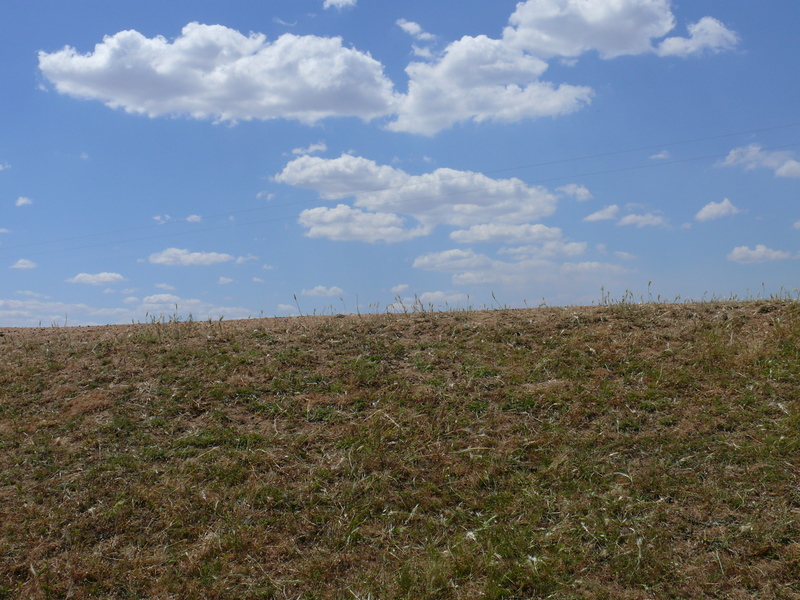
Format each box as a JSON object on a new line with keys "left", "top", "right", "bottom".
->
{"left": 557, "top": 184, "right": 593, "bottom": 201}
{"left": 16, "top": 197, "right": 33, "bottom": 207}
{"left": 695, "top": 198, "right": 740, "bottom": 222}
{"left": 37, "top": 4, "right": 736, "bottom": 137}
{"left": 656, "top": 17, "right": 739, "bottom": 57}
{"left": 503, "top": 0, "right": 736, "bottom": 59}
{"left": 0, "top": 162, "right": 10, "bottom": 171}
{"left": 302, "top": 285, "right": 344, "bottom": 297}
{"left": 617, "top": 213, "right": 667, "bottom": 228}
{"left": 11, "top": 259, "right": 37, "bottom": 269}
{"left": 299, "top": 205, "right": 431, "bottom": 243}
{"left": 276, "top": 154, "right": 562, "bottom": 242}
{"left": 584, "top": 204, "right": 619, "bottom": 222}
{"left": 66, "top": 272, "right": 127, "bottom": 285}
{"left": 39, "top": 23, "right": 397, "bottom": 124}
{"left": 323, "top": 0, "right": 356, "bottom": 9}
{"left": 727, "top": 245, "right": 793, "bottom": 264}
{"left": 186, "top": 214, "right": 202, "bottom": 223}
{"left": 148, "top": 247, "right": 235, "bottom": 266}
{"left": 387, "top": 34, "right": 593, "bottom": 135}
{"left": 720, "top": 145, "right": 800, "bottom": 178}
{"left": 218, "top": 277, "right": 234, "bottom": 285}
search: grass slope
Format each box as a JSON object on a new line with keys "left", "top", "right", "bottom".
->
{"left": 1, "top": 301, "right": 799, "bottom": 599}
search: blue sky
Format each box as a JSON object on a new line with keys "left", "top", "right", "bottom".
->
{"left": 1, "top": 0, "right": 799, "bottom": 326}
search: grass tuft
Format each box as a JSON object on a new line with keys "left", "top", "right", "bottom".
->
{"left": 1, "top": 300, "right": 799, "bottom": 598}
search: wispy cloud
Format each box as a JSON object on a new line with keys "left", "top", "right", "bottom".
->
{"left": 584, "top": 205, "right": 619, "bottom": 222}
{"left": 66, "top": 272, "right": 127, "bottom": 285}
{"left": 617, "top": 213, "right": 667, "bottom": 228}
{"left": 720, "top": 144, "right": 800, "bottom": 178}
{"left": 15, "top": 197, "right": 32, "bottom": 207}
{"left": 148, "top": 248, "right": 235, "bottom": 266}
{"left": 292, "top": 141, "right": 327, "bottom": 155}
{"left": 397, "top": 19, "right": 435, "bottom": 41}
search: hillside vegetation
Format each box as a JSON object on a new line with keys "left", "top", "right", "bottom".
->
{"left": 1, "top": 301, "right": 799, "bottom": 599}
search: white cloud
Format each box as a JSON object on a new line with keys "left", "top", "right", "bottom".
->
{"left": 387, "top": 34, "right": 592, "bottom": 135}
{"left": 413, "top": 248, "right": 625, "bottom": 286}
{"left": 149, "top": 247, "right": 235, "bottom": 266}
{"left": 720, "top": 144, "right": 800, "bottom": 178}
{"left": 253, "top": 277, "right": 265, "bottom": 283}
{"left": 66, "top": 272, "right": 127, "bottom": 285}
{"left": 292, "top": 141, "right": 328, "bottom": 155}
{"left": 235, "top": 254, "right": 258, "bottom": 264}
{"left": 415, "top": 291, "right": 469, "bottom": 306}
{"left": 186, "top": 214, "right": 202, "bottom": 223}
{"left": 0, "top": 228, "right": 10, "bottom": 234}
{"left": 794, "top": 220, "right": 800, "bottom": 230}
{"left": 155, "top": 283, "right": 176, "bottom": 290}
{"left": 299, "top": 204, "right": 431, "bottom": 243}
{"left": 39, "top": 23, "right": 396, "bottom": 124}
{"left": 153, "top": 214, "right": 172, "bottom": 225}
{"left": 16, "top": 197, "right": 32, "bottom": 207}
{"left": 617, "top": 213, "right": 667, "bottom": 228}
{"left": 11, "top": 259, "right": 37, "bottom": 269}
{"left": 302, "top": 285, "right": 344, "bottom": 297}
{"left": 0, "top": 162, "right": 9, "bottom": 171}
{"left": 277, "top": 304, "right": 298, "bottom": 314}
{"left": 323, "top": 0, "right": 356, "bottom": 9}
{"left": 137, "top": 294, "right": 253, "bottom": 320}
{"left": 650, "top": 150, "right": 670, "bottom": 160}
{"left": 277, "top": 154, "right": 562, "bottom": 242}
{"left": 584, "top": 204, "right": 619, "bottom": 222}
{"left": 695, "top": 198, "right": 740, "bottom": 222}
{"left": 503, "top": 0, "right": 736, "bottom": 59}
{"left": 391, "top": 284, "right": 409, "bottom": 294}
{"left": 397, "top": 19, "right": 435, "bottom": 41}
{"left": 413, "top": 249, "right": 494, "bottom": 274}
{"left": 656, "top": 17, "right": 739, "bottom": 57}
{"left": 557, "top": 184, "right": 593, "bottom": 201}
{"left": 218, "top": 277, "right": 234, "bottom": 285}
{"left": 727, "top": 245, "right": 793, "bottom": 264}
{"left": 0, "top": 298, "right": 195, "bottom": 327}
{"left": 411, "top": 45, "right": 434, "bottom": 59}
{"left": 499, "top": 240, "right": 587, "bottom": 258}
{"left": 449, "top": 223, "right": 563, "bottom": 244}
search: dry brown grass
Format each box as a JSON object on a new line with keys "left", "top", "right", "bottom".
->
{"left": 1, "top": 300, "right": 799, "bottom": 599}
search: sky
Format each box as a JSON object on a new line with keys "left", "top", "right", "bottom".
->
{"left": 1, "top": 0, "right": 799, "bottom": 326}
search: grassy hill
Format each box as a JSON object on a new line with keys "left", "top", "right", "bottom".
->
{"left": 1, "top": 300, "right": 799, "bottom": 599}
